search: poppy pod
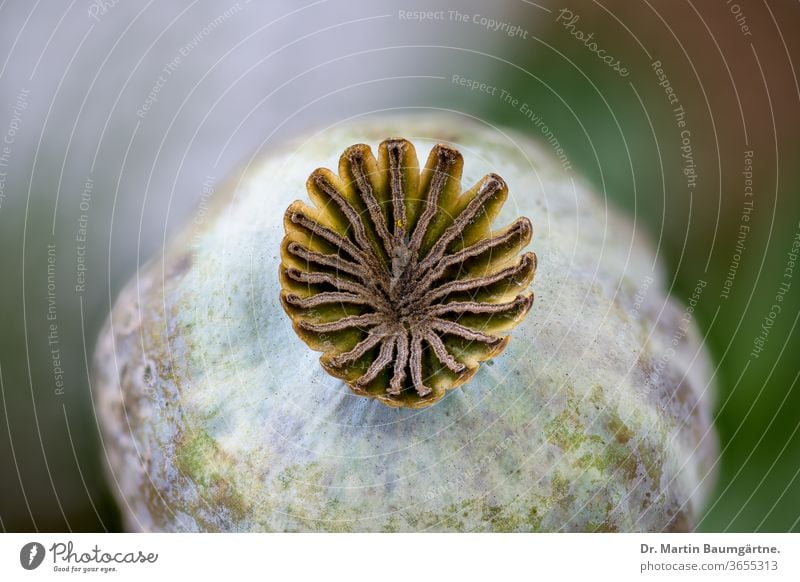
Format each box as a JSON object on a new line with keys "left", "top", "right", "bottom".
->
{"left": 94, "top": 114, "right": 717, "bottom": 532}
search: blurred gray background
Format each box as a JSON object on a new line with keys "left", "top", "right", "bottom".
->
{"left": 1, "top": 0, "right": 798, "bottom": 531}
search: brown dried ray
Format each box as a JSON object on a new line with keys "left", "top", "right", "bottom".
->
{"left": 279, "top": 138, "right": 536, "bottom": 408}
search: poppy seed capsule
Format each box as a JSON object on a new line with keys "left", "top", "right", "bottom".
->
{"left": 94, "top": 114, "right": 717, "bottom": 532}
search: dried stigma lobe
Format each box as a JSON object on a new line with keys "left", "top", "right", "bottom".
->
{"left": 279, "top": 138, "right": 536, "bottom": 408}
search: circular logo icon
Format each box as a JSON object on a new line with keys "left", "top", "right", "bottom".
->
{"left": 19, "top": 542, "right": 45, "bottom": 570}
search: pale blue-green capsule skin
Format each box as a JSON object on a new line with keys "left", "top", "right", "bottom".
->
{"left": 94, "top": 114, "right": 717, "bottom": 532}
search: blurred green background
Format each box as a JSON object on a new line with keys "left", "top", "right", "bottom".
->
{"left": 0, "top": 0, "right": 798, "bottom": 531}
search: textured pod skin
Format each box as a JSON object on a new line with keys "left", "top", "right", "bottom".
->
{"left": 94, "top": 115, "right": 717, "bottom": 532}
